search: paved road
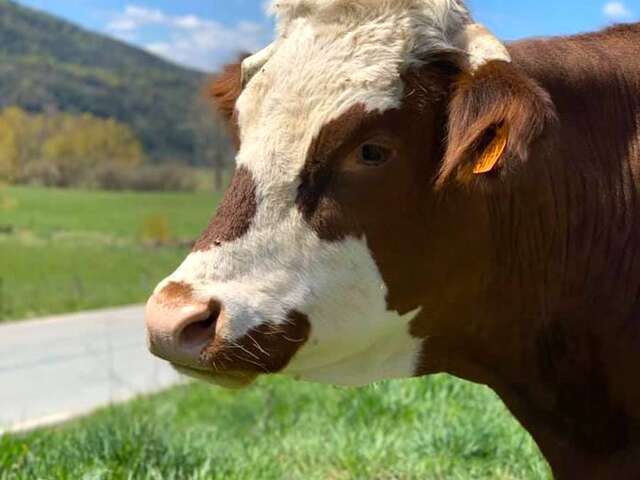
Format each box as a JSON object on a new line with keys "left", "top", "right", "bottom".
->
{"left": 0, "top": 306, "right": 182, "bottom": 434}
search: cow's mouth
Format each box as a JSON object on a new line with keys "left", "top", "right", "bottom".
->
{"left": 172, "top": 364, "right": 256, "bottom": 389}
{"left": 147, "top": 301, "right": 311, "bottom": 388}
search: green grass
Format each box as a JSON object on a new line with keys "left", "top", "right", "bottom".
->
{"left": 1, "top": 186, "right": 218, "bottom": 240}
{"left": 1, "top": 376, "right": 550, "bottom": 479}
{"left": 1, "top": 240, "right": 188, "bottom": 319}
{"left": 0, "top": 186, "right": 219, "bottom": 321}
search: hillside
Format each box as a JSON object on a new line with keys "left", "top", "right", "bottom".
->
{"left": 0, "top": 0, "right": 215, "bottom": 164}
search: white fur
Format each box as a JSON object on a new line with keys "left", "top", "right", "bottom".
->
{"left": 157, "top": 0, "right": 506, "bottom": 386}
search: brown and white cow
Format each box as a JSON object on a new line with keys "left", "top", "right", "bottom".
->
{"left": 145, "top": 0, "right": 640, "bottom": 477}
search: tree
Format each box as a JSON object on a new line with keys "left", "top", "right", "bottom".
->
{"left": 0, "top": 107, "right": 145, "bottom": 187}
{"left": 40, "top": 114, "right": 144, "bottom": 186}
{"left": 0, "top": 106, "right": 39, "bottom": 182}
{"left": 0, "top": 115, "right": 18, "bottom": 183}
{"left": 192, "top": 99, "right": 234, "bottom": 192}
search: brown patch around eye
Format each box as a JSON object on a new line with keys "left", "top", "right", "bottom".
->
{"left": 296, "top": 65, "right": 457, "bottom": 318}
{"left": 296, "top": 103, "right": 372, "bottom": 242}
{"left": 193, "top": 166, "right": 257, "bottom": 251}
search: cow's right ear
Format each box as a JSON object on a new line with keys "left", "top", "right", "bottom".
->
{"left": 208, "top": 43, "right": 276, "bottom": 129}
{"left": 436, "top": 60, "right": 556, "bottom": 189}
{"left": 209, "top": 61, "right": 243, "bottom": 127}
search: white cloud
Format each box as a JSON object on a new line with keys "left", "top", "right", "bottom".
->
{"left": 173, "top": 15, "right": 205, "bottom": 30}
{"left": 603, "top": 1, "right": 634, "bottom": 20}
{"left": 105, "top": 5, "right": 273, "bottom": 72}
{"left": 107, "top": 5, "right": 167, "bottom": 31}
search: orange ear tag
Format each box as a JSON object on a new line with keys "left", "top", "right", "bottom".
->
{"left": 473, "top": 125, "right": 508, "bottom": 174}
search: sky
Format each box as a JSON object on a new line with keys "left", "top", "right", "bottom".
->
{"left": 16, "top": 0, "right": 640, "bottom": 72}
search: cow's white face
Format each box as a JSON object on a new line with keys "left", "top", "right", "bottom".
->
{"left": 145, "top": 0, "right": 512, "bottom": 388}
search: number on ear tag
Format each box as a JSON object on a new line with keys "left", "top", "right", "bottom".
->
{"left": 473, "top": 124, "right": 508, "bottom": 174}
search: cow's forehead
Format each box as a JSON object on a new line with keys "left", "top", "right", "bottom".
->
{"left": 235, "top": 18, "right": 405, "bottom": 179}
{"left": 235, "top": 0, "right": 469, "bottom": 181}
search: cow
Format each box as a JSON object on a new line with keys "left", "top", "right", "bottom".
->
{"left": 144, "top": 0, "right": 640, "bottom": 478}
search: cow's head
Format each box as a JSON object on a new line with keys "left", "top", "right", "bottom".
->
{"left": 145, "top": 0, "right": 553, "bottom": 388}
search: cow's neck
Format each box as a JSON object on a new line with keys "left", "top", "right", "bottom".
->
{"left": 437, "top": 177, "right": 640, "bottom": 477}
{"left": 481, "top": 175, "right": 640, "bottom": 478}
{"left": 431, "top": 31, "right": 640, "bottom": 478}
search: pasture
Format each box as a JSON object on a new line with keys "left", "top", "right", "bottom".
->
{"left": 1, "top": 376, "right": 549, "bottom": 479}
{"left": 0, "top": 186, "right": 217, "bottom": 321}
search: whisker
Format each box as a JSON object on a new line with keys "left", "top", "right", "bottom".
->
{"left": 226, "top": 342, "right": 261, "bottom": 360}
{"left": 236, "top": 355, "right": 269, "bottom": 373}
{"left": 246, "top": 333, "right": 270, "bottom": 357}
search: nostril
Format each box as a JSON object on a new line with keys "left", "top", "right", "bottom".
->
{"left": 178, "top": 300, "right": 222, "bottom": 349}
{"left": 179, "top": 316, "right": 214, "bottom": 347}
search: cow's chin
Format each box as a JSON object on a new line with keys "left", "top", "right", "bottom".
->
{"left": 172, "top": 365, "right": 257, "bottom": 390}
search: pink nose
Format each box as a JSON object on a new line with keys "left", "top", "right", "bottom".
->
{"left": 144, "top": 285, "right": 221, "bottom": 368}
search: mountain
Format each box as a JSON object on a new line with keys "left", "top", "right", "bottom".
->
{"left": 0, "top": 0, "right": 215, "bottom": 164}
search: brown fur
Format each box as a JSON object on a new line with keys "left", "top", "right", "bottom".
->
{"left": 204, "top": 22, "right": 640, "bottom": 480}
{"left": 294, "top": 23, "right": 640, "bottom": 480}
{"left": 439, "top": 60, "right": 556, "bottom": 188}
{"left": 193, "top": 166, "right": 257, "bottom": 251}
{"left": 208, "top": 60, "right": 244, "bottom": 147}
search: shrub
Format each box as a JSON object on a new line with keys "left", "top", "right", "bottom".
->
{"left": 0, "top": 107, "right": 145, "bottom": 188}
{"left": 124, "top": 164, "right": 198, "bottom": 192}
{"left": 91, "top": 164, "right": 198, "bottom": 192}
{"left": 18, "top": 159, "right": 63, "bottom": 187}
{"left": 139, "top": 214, "right": 172, "bottom": 246}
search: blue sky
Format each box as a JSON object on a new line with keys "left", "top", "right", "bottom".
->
{"left": 17, "top": 0, "right": 640, "bottom": 72}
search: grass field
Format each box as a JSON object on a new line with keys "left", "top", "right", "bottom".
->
{"left": 0, "top": 186, "right": 219, "bottom": 321}
{"left": 1, "top": 376, "right": 549, "bottom": 479}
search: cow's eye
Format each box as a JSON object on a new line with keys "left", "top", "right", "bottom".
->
{"left": 359, "top": 144, "right": 392, "bottom": 166}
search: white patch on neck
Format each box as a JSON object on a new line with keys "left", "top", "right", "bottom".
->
{"left": 285, "top": 308, "right": 423, "bottom": 387}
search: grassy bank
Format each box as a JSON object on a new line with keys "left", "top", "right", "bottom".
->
{"left": 0, "top": 186, "right": 218, "bottom": 321}
{"left": 1, "top": 376, "right": 549, "bottom": 479}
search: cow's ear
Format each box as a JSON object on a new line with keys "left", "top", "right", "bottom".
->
{"left": 436, "top": 61, "right": 555, "bottom": 188}
{"left": 208, "top": 61, "right": 244, "bottom": 126}
{"left": 207, "top": 60, "right": 246, "bottom": 148}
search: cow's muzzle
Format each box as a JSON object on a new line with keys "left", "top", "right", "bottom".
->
{"left": 144, "top": 286, "right": 220, "bottom": 370}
